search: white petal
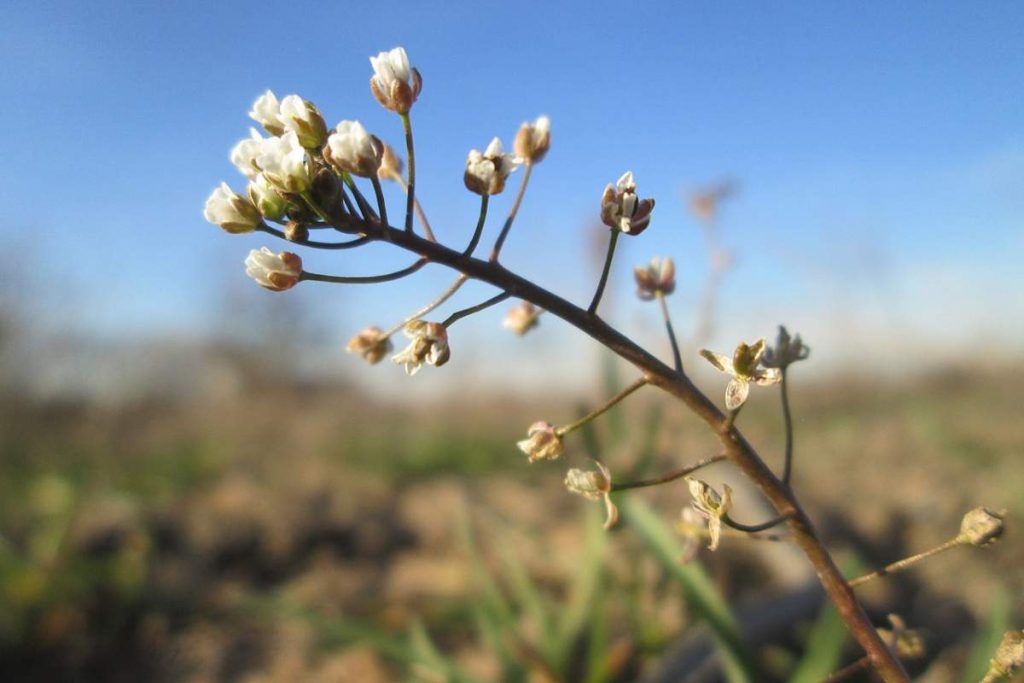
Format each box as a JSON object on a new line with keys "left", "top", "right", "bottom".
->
{"left": 699, "top": 349, "right": 734, "bottom": 374}
{"left": 725, "top": 378, "right": 749, "bottom": 410}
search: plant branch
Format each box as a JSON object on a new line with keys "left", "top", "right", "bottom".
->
{"left": 780, "top": 368, "right": 796, "bottom": 485}
{"left": 611, "top": 454, "right": 725, "bottom": 491}
{"left": 401, "top": 113, "right": 416, "bottom": 233}
{"left": 848, "top": 537, "right": 965, "bottom": 588}
{"left": 299, "top": 258, "right": 427, "bottom": 285}
{"left": 557, "top": 376, "right": 649, "bottom": 436}
{"left": 257, "top": 224, "right": 371, "bottom": 250}
{"left": 488, "top": 162, "right": 533, "bottom": 262}
{"left": 370, "top": 176, "right": 388, "bottom": 229}
{"left": 391, "top": 173, "right": 436, "bottom": 241}
{"left": 442, "top": 291, "right": 511, "bottom": 327}
{"left": 723, "top": 513, "right": 790, "bottom": 534}
{"left": 657, "top": 292, "right": 684, "bottom": 373}
{"left": 588, "top": 229, "right": 620, "bottom": 315}
{"left": 463, "top": 194, "right": 489, "bottom": 256}
{"left": 385, "top": 274, "right": 468, "bottom": 337}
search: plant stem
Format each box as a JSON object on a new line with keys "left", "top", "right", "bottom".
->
{"left": 257, "top": 224, "right": 371, "bottom": 250}
{"left": 463, "top": 194, "right": 489, "bottom": 256}
{"left": 299, "top": 258, "right": 426, "bottom": 285}
{"left": 656, "top": 292, "right": 684, "bottom": 373}
{"left": 362, "top": 222, "right": 910, "bottom": 682}
{"left": 557, "top": 376, "right": 648, "bottom": 436}
{"left": 588, "top": 229, "right": 620, "bottom": 315}
{"left": 392, "top": 174, "right": 436, "bottom": 241}
{"left": 611, "top": 454, "right": 725, "bottom": 491}
{"left": 848, "top": 537, "right": 965, "bottom": 588}
{"left": 488, "top": 162, "right": 533, "bottom": 262}
{"left": 722, "top": 513, "right": 789, "bottom": 533}
{"left": 340, "top": 175, "right": 375, "bottom": 223}
{"left": 442, "top": 291, "right": 511, "bottom": 327}
{"left": 821, "top": 656, "right": 870, "bottom": 682}
{"left": 401, "top": 113, "right": 416, "bottom": 233}
{"left": 385, "top": 275, "right": 468, "bottom": 337}
{"left": 780, "top": 368, "right": 796, "bottom": 485}
{"left": 370, "top": 176, "right": 388, "bottom": 229}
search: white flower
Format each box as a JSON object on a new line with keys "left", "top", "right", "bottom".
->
{"left": 686, "top": 478, "right": 732, "bottom": 551}
{"left": 324, "top": 120, "right": 384, "bottom": 178}
{"left": 503, "top": 301, "right": 542, "bottom": 336}
{"left": 204, "top": 182, "right": 262, "bottom": 234}
{"left": 346, "top": 326, "right": 393, "bottom": 365}
{"left": 700, "top": 338, "right": 782, "bottom": 410}
{"left": 391, "top": 320, "right": 450, "bottom": 375}
{"left": 279, "top": 94, "right": 328, "bottom": 148}
{"left": 516, "top": 421, "right": 563, "bottom": 462}
{"left": 464, "top": 137, "right": 520, "bottom": 196}
{"left": 244, "top": 247, "right": 302, "bottom": 292}
{"left": 565, "top": 461, "right": 618, "bottom": 530}
{"left": 600, "top": 171, "right": 655, "bottom": 235}
{"left": 633, "top": 257, "right": 676, "bottom": 300}
{"left": 513, "top": 115, "right": 551, "bottom": 164}
{"left": 249, "top": 90, "right": 286, "bottom": 136}
{"left": 230, "top": 128, "right": 268, "bottom": 179}
{"left": 247, "top": 174, "right": 288, "bottom": 221}
{"left": 369, "top": 47, "right": 422, "bottom": 114}
{"left": 256, "top": 131, "right": 311, "bottom": 193}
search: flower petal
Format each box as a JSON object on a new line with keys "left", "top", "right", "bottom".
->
{"left": 725, "top": 378, "right": 749, "bottom": 410}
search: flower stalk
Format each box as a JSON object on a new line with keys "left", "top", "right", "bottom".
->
{"left": 556, "top": 376, "right": 648, "bottom": 437}
{"left": 588, "top": 228, "right": 620, "bottom": 315}
{"left": 489, "top": 162, "right": 533, "bottom": 262}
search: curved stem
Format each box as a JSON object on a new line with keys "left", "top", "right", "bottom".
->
{"left": 341, "top": 174, "right": 375, "bottom": 223}
{"left": 361, "top": 222, "right": 908, "bottom": 681}
{"left": 723, "top": 513, "right": 790, "bottom": 533}
{"left": 656, "top": 292, "right": 684, "bottom": 374}
{"left": 822, "top": 656, "right": 871, "bottom": 683}
{"left": 780, "top": 368, "right": 796, "bottom": 485}
{"left": 463, "top": 194, "right": 489, "bottom": 256}
{"left": 370, "top": 176, "right": 388, "bottom": 229}
{"left": 385, "top": 274, "right": 468, "bottom": 337}
{"left": 258, "top": 224, "right": 371, "bottom": 250}
{"left": 393, "top": 174, "right": 436, "bottom": 241}
{"left": 488, "top": 162, "right": 533, "bottom": 262}
{"left": 299, "top": 258, "right": 426, "bottom": 285}
{"left": 299, "top": 191, "right": 336, "bottom": 226}
{"left": 557, "top": 376, "right": 648, "bottom": 436}
{"left": 611, "top": 454, "right": 725, "bottom": 492}
{"left": 401, "top": 113, "right": 416, "bottom": 233}
{"left": 442, "top": 291, "right": 511, "bottom": 328}
{"left": 588, "top": 229, "right": 620, "bottom": 315}
{"left": 848, "top": 537, "right": 965, "bottom": 588}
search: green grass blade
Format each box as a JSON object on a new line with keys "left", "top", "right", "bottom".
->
{"left": 959, "top": 588, "right": 1009, "bottom": 683}
{"left": 787, "top": 602, "right": 847, "bottom": 683}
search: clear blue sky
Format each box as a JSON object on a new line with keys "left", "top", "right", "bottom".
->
{"left": 3, "top": 1, "right": 1022, "bottom": 385}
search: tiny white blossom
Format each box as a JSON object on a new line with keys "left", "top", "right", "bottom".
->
{"left": 244, "top": 247, "right": 302, "bottom": 292}
{"left": 278, "top": 95, "right": 328, "bottom": 148}
{"left": 514, "top": 115, "right": 551, "bottom": 164}
{"left": 256, "top": 131, "right": 311, "bottom": 194}
{"left": 686, "top": 478, "right": 732, "bottom": 551}
{"left": 600, "top": 171, "right": 655, "bottom": 235}
{"left": 391, "top": 321, "right": 450, "bottom": 375}
{"left": 633, "top": 257, "right": 676, "bottom": 300}
{"left": 204, "top": 182, "right": 263, "bottom": 234}
{"left": 565, "top": 461, "right": 618, "bottom": 530}
{"left": 369, "top": 47, "right": 422, "bottom": 114}
{"left": 249, "top": 90, "right": 286, "bottom": 136}
{"left": 346, "top": 326, "right": 393, "bottom": 365}
{"left": 503, "top": 301, "right": 542, "bottom": 336}
{"left": 464, "top": 137, "right": 520, "bottom": 196}
{"left": 325, "top": 120, "right": 384, "bottom": 178}
{"left": 247, "top": 174, "right": 288, "bottom": 221}
{"left": 516, "top": 421, "right": 563, "bottom": 462}
{"left": 230, "top": 128, "right": 268, "bottom": 179}
{"left": 700, "top": 338, "right": 782, "bottom": 410}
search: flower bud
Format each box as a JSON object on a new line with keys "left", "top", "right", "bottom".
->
{"left": 248, "top": 174, "right": 288, "bottom": 221}
{"left": 633, "top": 257, "right": 676, "bottom": 300}
{"left": 762, "top": 325, "right": 810, "bottom": 369}
{"left": 503, "top": 301, "right": 542, "bottom": 336}
{"left": 324, "top": 120, "right": 384, "bottom": 178}
{"left": 369, "top": 47, "right": 422, "bottom": 114}
{"left": 516, "top": 421, "right": 563, "bottom": 462}
{"left": 230, "top": 128, "right": 267, "bottom": 179}
{"left": 284, "top": 220, "right": 308, "bottom": 243}
{"left": 346, "top": 326, "right": 393, "bottom": 365}
{"left": 378, "top": 143, "right": 404, "bottom": 181}
{"left": 513, "top": 115, "right": 551, "bottom": 164}
{"left": 877, "top": 615, "right": 926, "bottom": 661}
{"left": 256, "top": 131, "right": 311, "bottom": 194}
{"left": 565, "top": 461, "right": 618, "bottom": 530}
{"left": 600, "top": 171, "right": 655, "bottom": 235}
{"left": 244, "top": 247, "right": 302, "bottom": 292}
{"left": 959, "top": 507, "right": 1005, "bottom": 546}
{"left": 464, "top": 137, "right": 519, "bottom": 196}
{"left": 279, "top": 95, "right": 328, "bottom": 149}
{"left": 987, "top": 631, "right": 1024, "bottom": 680}
{"left": 204, "top": 182, "right": 263, "bottom": 234}
{"left": 249, "top": 90, "right": 286, "bottom": 136}
{"left": 391, "top": 320, "right": 449, "bottom": 375}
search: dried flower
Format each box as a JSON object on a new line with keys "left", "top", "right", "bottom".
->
{"left": 279, "top": 95, "right": 328, "bottom": 149}
{"left": 378, "top": 143, "right": 404, "bottom": 181}
{"left": 248, "top": 174, "right": 288, "bottom": 221}
{"left": 687, "top": 477, "right": 732, "bottom": 551}
{"left": 986, "top": 631, "right": 1024, "bottom": 681}
{"left": 346, "top": 326, "right": 393, "bottom": 365}
{"left": 633, "top": 257, "right": 676, "bottom": 300}
{"left": 392, "top": 320, "right": 449, "bottom": 375}
{"left": 204, "top": 182, "right": 263, "bottom": 234}
{"left": 256, "top": 131, "right": 311, "bottom": 194}
{"left": 676, "top": 507, "right": 707, "bottom": 563}
{"left": 762, "top": 325, "right": 810, "bottom": 369}
{"left": 959, "top": 507, "right": 1005, "bottom": 547}
{"left": 700, "top": 338, "right": 782, "bottom": 410}
{"left": 369, "top": 47, "right": 422, "bottom": 114}
{"left": 244, "top": 247, "right": 302, "bottom": 292}
{"left": 600, "top": 171, "right": 655, "bottom": 235}
{"left": 230, "top": 128, "right": 268, "bottom": 179}
{"left": 516, "top": 421, "right": 563, "bottom": 462}
{"left": 284, "top": 220, "right": 308, "bottom": 242}
{"left": 877, "top": 614, "right": 926, "bottom": 661}
{"left": 565, "top": 461, "right": 618, "bottom": 530}
{"left": 324, "top": 120, "right": 384, "bottom": 178}
{"left": 513, "top": 115, "right": 551, "bottom": 164}
{"left": 503, "top": 301, "right": 542, "bottom": 336}
{"left": 464, "top": 137, "right": 520, "bottom": 196}
{"left": 249, "top": 90, "right": 286, "bottom": 136}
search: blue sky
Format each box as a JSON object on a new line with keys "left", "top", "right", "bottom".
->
{"left": 3, "top": 1, "right": 1022, "bottom": 388}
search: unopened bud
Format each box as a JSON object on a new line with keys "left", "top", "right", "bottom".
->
{"left": 279, "top": 95, "right": 328, "bottom": 149}
{"left": 369, "top": 47, "right": 422, "bottom": 114}
{"left": 959, "top": 507, "right": 1005, "bottom": 546}
{"left": 517, "top": 421, "right": 564, "bottom": 462}
{"left": 284, "top": 221, "right": 308, "bottom": 243}
{"left": 513, "top": 115, "right": 551, "bottom": 164}
{"left": 346, "top": 326, "right": 393, "bottom": 365}
{"left": 600, "top": 171, "right": 655, "bottom": 235}
{"left": 633, "top": 257, "right": 675, "bottom": 300}
{"left": 244, "top": 247, "right": 302, "bottom": 292}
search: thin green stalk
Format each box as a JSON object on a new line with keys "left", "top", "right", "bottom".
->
{"left": 848, "top": 537, "right": 965, "bottom": 588}
{"left": 385, "top": 275, "right": 468, "bottom": 337}
{"left": 370, "top": 176, "right": 388, "bottom": 229}
{"left": 781, "top": 368, "right": 796, "bottom": 485}
{"left": 656, "top": 292, "right": 684, "bottom": 373}
{"left": 463, "top": 194, "right": 489, "bottom": 256}
{"left": 723, "top": 513, "right": 790, "bottom": 534}
{"left": 442, "top": 291, "right": 511, "bottom": 327}
{"left": 401, "top": 113, "right": 416, "bottom": 233}
{"left": 587, "top": 229, "right": 620, "bottom": 315}
{"left": 299, "top": 258, "right": 426, "bottom": 285}
{"left": 557, "top": 376, "right": 648, "bottom": 436}
{"left": 611, "top": 454, "right": 725, "bottom": 491}
{"left": 488, "top": 162, "right": 533, "bottom": 262}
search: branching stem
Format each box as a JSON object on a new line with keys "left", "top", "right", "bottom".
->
{"left": 611, "top": 454, "right": 725, "bottom": 491}
{"left": 385, "top": 275, "right": 468, "bottom": 337}
{"left": 557, "top": 376, "right": 648, "bottom": 437}
{"left": 442, "top": 291, "right": 511, "bottom": 327}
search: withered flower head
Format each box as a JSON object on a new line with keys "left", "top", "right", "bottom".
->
{"left": 633, "top": 257, "right": 676, "bottom": 300}
{"left": 391, "top": 320, "right": 450, "bottom": 376}
{"left": 503, "top": 301, "right": 542, "bottom": 336}
{"left": 686, "top": 477, "right": 732, "bottom": 551}
{"left": 346, "top": 326, "right": 393, "bottom": 365}
{"left": 565, "top": 461, "right": 618, "bottom": 530}
{"left": 959, "top": 507, "right": 1006, "bottom": 547}
{"left": 600, "top": 171, "right": 655, "bottom": 235}
{"left": 762, "top": 325, "right": 810, "bottom": 369}
{"left": 700, "top": 338, "right": 782, "bottom": 410}
{"left": 513, "top": 115, "right": 551, "bottom": 164}
{"left": 516, "top": 421, "right": 563, "bottom": 462}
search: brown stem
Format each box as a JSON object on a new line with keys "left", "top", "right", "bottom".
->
{"left": 821, "top": 655, "right": 870, "bottom": 682}
{"left": 354, "top": 222, "right": 909, "bottom": 682}
{"left": 611, "top": 454, "right": 725, "bottom": 491}
{"left": 848, "top": 537, "right": 965, "bottom": 588}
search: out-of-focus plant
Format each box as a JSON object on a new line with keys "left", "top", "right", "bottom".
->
{"left": 204, "top": 47, "right": 1013, "bottom": 682}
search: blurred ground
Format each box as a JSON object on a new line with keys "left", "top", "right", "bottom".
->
{"left": 0, "top": 359, "right": 1021, "bottom": 682}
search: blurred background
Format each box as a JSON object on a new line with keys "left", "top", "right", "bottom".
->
{"left": 1, "top": 1, "right": 1021, "bottom": 681}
